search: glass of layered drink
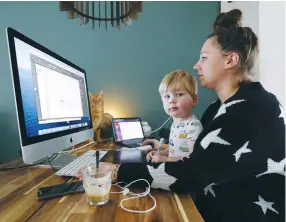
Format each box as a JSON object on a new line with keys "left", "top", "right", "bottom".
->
{"left": 82, "top": 164, "right": 112, "bottom": 206}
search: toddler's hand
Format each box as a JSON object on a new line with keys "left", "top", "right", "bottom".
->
{"left": 151, "top": 155, "right": 168, "bottom": 163}
{"left": 146, "top": 151, "right": 157, "bottom": 162}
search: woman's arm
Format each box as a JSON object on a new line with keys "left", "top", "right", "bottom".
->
{"left": 150, "top": 155, "right": 182, "bottom": 162}
{"left": 116, "top": 95, "right": 285, "bottom": 195}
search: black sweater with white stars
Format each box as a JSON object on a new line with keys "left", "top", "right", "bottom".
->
{"left": 118, "top": 82, "right": 285, "bottom": 222}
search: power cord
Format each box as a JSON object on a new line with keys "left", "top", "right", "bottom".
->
{"left": 150, "top": 116, "right": 171, "bottom": 135}
{"left": 0, "top": 154, "right": 59, "bottom": 171}
{"left": 47, "top": 156, "right": 57, "bottom": 172}
{"left": 110, "top": 179, "right": 156, "bottom": 214}
{"left": 57, "top": 141, "right": 95, "bottom": 154}
{"left": 58, "top": 137, "right": 115, "bottom": 155}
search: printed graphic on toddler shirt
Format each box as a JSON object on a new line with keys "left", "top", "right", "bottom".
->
{"left": 179, "top": 146, "right": 189, "bottom": 153}
{"left": 170, "top": 146, "right": 176, "bottom": 154}
{"left": 169, "top": 139, "right": 174, "bottom": 146}
{"left": 177, "top": 123, "right": 185, "bottom": 128}
{"left": 187, "top": 129, "right": 196, "bottom": 140}
{"left": 192, "top": 121, "right": 201, "bottom": 127}
{"left": 178, "top": 133, "right": 187, "bottom": 139}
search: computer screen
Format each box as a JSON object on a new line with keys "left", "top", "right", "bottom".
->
{"left": 14, "top": 38, "right": 91, "bottom": 138}
{"left": 112, "top": 118, "right": 144, "bottom": 141}
{"left": 7, "top": 27, "right": 93, "bottom": 164}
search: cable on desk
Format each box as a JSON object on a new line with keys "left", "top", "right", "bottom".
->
{"left": 47, "top": 156, "right": 57, "bottom": 172}
{"left": 1, "top": 137, "right": 115, "bottom": 172}
{"left": 57, "top": 138, "right": 114, "bottom": 155}
{"left": 0, "top": 154, "right": 59, "bottom": 171}
{"left": 57, "top": 141, "right": 95, "bottom": 154}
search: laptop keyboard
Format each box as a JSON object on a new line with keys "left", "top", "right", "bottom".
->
{"left": 55, "top": 150, "right": 108, "bottom": 177}
{"left": 123, "top": 139, "right": 142, "bottom": 145}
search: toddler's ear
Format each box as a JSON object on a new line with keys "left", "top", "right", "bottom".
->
{"left": 192, "top": 95, "right": 198, "bottom": 106}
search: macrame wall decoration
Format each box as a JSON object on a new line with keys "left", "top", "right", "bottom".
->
{"left": 59, "top": 1, "right": 143, "bottom": 31}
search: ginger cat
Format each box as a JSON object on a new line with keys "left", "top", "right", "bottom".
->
{"left": 89, "top": 90, "right": 113, "bottom": 142}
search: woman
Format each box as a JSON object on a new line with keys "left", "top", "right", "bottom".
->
{"left": 79, "top": 9, "right": 285, "bottom": 222}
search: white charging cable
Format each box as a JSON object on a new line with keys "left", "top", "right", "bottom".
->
{"left": 150, "top": 116, "right": 172, "bottom": 134}
{"left": 110, "top": 179, "right": 156, "bottom": 214}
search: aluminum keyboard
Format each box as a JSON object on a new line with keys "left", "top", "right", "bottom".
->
{"left": 55, "top": 150, "right": 108, "bottom": 177}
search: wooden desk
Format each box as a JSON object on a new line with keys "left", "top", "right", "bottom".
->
{"left": 0, "top": 141, "right": 204, "bottom": 222}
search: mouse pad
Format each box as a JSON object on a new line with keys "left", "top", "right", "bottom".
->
{"left": 102, "top": 149, "right": 147, "bottom": 164}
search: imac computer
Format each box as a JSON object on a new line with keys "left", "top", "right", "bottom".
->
{"left": 6, "top": 27, "right": 94, "bottom": 166}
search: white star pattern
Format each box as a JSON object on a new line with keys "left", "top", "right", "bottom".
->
{"left": 279, "top": 104, "right": 285, "bottom": 124}
{"left": 147, "top": 163, "right": 177, "bottom": 191}
{"left": 213, "top": 99, "right": 246, "bottom": 120}
{"left": 233, "top": 141, "right": 252, "bottom": 162}
{"left": 204, "top": 183, "right": 216, "bottom": 197}
{"left": 200, "top": 128, "right": 231, "bottom": 149}
{"left": 256, "top": 158, "right": 286, "bottom": 178}
{"left": 254, "top": 195, "right": 279, "bottom": 215}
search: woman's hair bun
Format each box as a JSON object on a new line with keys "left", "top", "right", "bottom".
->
{"left": 214, "top": 9, "right": 242, "bottom": 30}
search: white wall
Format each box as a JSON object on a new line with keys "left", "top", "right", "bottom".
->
{"left": 259, "top": 2, "right": 285, "bottom": 108}
{"left": 221, "top": 1, "right": 285, "bottom": 107}
{"left": 221, "top": 1, "right": 259, "bottom": 35}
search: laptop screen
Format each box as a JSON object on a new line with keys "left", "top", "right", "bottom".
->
{"left": 112, "top": 118, "right": 144, "bottom": 142}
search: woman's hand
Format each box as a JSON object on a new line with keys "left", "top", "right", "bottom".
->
{"left": 146, "top": 151, "right": 169, "bottom": 163}
{"left": 141, "top": 139, "right": 160, "bottom": 150}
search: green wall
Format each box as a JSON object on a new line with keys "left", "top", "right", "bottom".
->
{"left": 0, "top": 1, "right": 218, "bottom": 162}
